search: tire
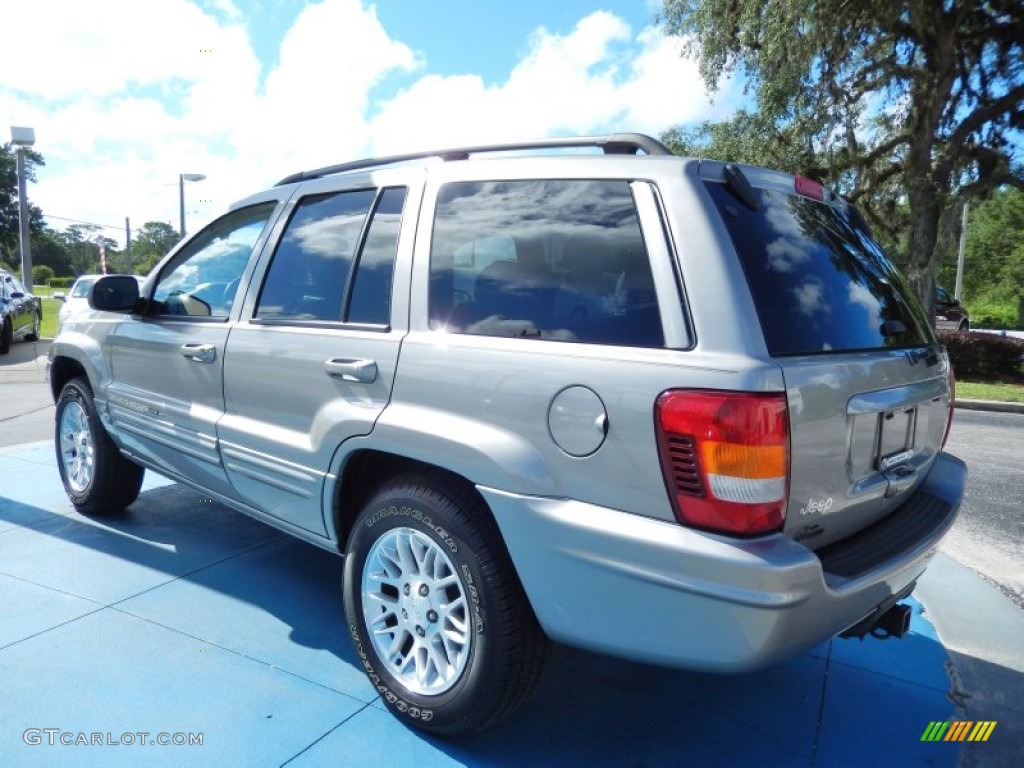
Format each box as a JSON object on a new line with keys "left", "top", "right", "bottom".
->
{"left": 0, "top": 318, "right": 11, "bottom": 354}
{"left": 343, "top": 477, "right": 549, "bottom": 736}
{"left": 26, "top": 311, "right": 41, "bottom": 342}
{"left": 55, "top": 377, "right": 145, "bottom": 515}
{"left": 958, "top": 320, "right": 969, "bottom": 331}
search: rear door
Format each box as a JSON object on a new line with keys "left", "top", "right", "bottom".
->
{"left": 217, "top": 174, "right": 417, "bottom": 535}
{"left": 701, "top": 167, "right": 952, "bottom": 548}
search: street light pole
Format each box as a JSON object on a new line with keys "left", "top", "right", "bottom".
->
{"left": 10, "top": 126, "right": 36, "bottom": 291}
{"left": 178, "top": 173, "right": 206, "bottom": 238}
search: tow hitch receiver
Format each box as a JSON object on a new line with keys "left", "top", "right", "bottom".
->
{"left": 840, "top": 602, "right": 913, "bottom": 640}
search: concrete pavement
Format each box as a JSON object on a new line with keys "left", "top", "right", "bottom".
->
{"left": 0, "top": 439, "right": 1021, "bottom": 766}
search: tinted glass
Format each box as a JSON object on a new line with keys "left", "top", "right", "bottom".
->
{"left": 257, "top": 190, "right": 375, "bottom": 321}
{"left": 346, "top": 187, "right": 407, "bottom": 325}
{"left": 430, "top": 179, "right": 663, "bottom": 347}
{"left": 705, "top": 181, "right": 932, "bottom": 355}
{"left": 153, "top": 202, "right": 276, "bottom": 318}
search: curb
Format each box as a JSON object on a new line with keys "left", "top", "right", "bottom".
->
{"left": 955, "top": 398, "right": 1024, "bottom": 415}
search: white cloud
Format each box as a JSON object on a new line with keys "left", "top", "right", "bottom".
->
{"left": 368, "top": 12, "right": 723, "bottom": 153}
{"left": 3, "top": 0, "right": 239, "bottom": 100}
{"left": 2, "top": 1, "right": 733, "bottom": 251}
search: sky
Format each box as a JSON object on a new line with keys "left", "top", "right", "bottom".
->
{"left": 1, "top": 0, "right": 738, "bottom": 246}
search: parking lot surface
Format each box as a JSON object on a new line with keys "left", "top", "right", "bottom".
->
{"left": 1, "top": 439, "right": 1021, "bottom": 766}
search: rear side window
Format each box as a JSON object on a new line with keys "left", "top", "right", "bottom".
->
{"left": 257, "top": 187, "right": 406, "bottom": 326}
{"left": 705, "top": 181, "right": 932, "bottom": 355}
{"left": 430, "top": 179, "right": 663, "bottom": 347}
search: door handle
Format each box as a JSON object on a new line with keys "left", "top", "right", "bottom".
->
{"left": 180, "top": 343, "right": 217, "bottom": 363}
{"left": 324, "top": 357, "right": 378, "bottom": 383}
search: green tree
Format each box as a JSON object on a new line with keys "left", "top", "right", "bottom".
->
{"left": 60, "top": 224, "right": 102, "bottom": 276}
{"left": 33, "top": 227, "right": 74, "bottom": 277}
{"left": 661, "top": 0, "right": 1024, "bottom": 314}
{"left": 130, "top": 221, "right": 179, "bottom": 275}
{"left": 939, "top": 187, "right": 1024, "bottom": 326}
{"left": 32, "top": 264, "right": 55, "bottom": 285}
{"left": 662, "top": 110, "right": 824, "bottom": 179}
{"left": 0, "top": 143, "right": 46, "bottom": 267}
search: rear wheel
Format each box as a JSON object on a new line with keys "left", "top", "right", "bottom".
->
{"left": 343, "top": 477, "right": 549, "bottom": 736}
{"left": 55, "top": 377, "right": 144, "bottom": 515}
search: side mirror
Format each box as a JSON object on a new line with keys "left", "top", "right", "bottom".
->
{"left": 10, "top": 291, "right": 24, "bottom": 299}
{"left": 90, "top": 275, "right": 140, "bottom": 312}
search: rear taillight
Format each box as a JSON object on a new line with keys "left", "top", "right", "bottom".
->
{"left": 655, "top": 390, "right": 790, "bottom": 535}
{"left": 942, "top": 364, "right": 956, "bottom": 449}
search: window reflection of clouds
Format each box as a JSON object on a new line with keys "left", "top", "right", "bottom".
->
{"left": 793, "top": 280, "right": 828, "bottom": 317}
{"left": 763, "top": 193, "right": 813, "bottom": 273}
{"left": 435, "top": 180, "right": 635, "bottom": 251}
{"left": 287, "top": 212, "right": 364, "bottom": 260}
{"left": 848, "top": 281, "right": 882, "bottom": 322}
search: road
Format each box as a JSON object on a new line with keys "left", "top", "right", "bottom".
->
{"left": 942, "top": 408, "right": 1024, "bottom": 608}
{"left": 2, "top": 339, "right": 1021, "bottom": 607}
{"left": 0, "top": 339, "right": 54, "bottom": 447}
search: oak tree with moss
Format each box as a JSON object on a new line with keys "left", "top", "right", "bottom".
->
{"left": 660, "top": 0, "right": 1024, "bottom": 314}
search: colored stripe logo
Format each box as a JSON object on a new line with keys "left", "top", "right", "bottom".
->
{"left": 921, "top": 721, "right": 997, "bottom": 742}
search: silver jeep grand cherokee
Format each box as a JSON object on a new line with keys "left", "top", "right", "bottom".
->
{"left": 48, "top": 134, "right": 966, "bottom": 735}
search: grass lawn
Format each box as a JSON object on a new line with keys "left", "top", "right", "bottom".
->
{"left": 40, "top": 298, "right": 61, "bottom": 339}
{"left": 957, "top": 380, "right": 1024, "bottom": 403}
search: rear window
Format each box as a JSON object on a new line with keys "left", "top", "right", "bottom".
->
{"left": 705, "top": 181, "right": 933, "bottom": 355}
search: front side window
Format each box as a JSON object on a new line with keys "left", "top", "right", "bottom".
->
{"left": 4, "top": 274, "right": 26, "bottom": 297}
{"left": 151, "top": 203, "right": 277, "bottom": 319}
{"left": 429, "top": 179, "right": 664, "bottom": 347}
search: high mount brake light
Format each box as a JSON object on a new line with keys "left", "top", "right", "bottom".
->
{"left": 795, "top": 176, "right": 825, "bottom": 201}
{"left": 656, "top": 390, "right": 790, "bottom": 536}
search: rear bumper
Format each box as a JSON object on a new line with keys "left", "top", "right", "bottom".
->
{"left": 483, "top": 452, "right": 966, "bottom": 671}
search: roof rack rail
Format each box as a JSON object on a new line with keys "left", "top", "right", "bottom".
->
{"left": 275, "top": 132, "right": 673, "bottom": 186}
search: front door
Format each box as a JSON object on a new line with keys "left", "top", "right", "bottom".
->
{"left": 105, "top": 202, "right": 279, "bottom": 497}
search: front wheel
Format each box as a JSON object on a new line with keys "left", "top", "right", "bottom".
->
{"left": 55, "top": 377, "right": 144, "bottom": 515}
{"left": 0, "top": 318, "right": 11, "bottom": 354}
{"left": 26, "top": 311, "right": 41, "bottom": 342}
{"left": 343, "top": 478, "right": 549, "bottom": 736}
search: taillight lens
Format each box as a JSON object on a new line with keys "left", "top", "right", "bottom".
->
{"left": 942, "top": 364, "right": 956, "bottom": 449}
{"left": 655, "top": 390, "right": 790, "bottom": 535}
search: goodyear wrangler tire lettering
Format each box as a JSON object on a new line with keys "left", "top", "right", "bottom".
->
{"left": 343, "top": 477, "right": 549, "bottom": 736}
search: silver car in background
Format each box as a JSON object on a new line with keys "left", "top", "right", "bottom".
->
{"left": 48, "top": 134, "right": 966, "bottom": 737}
{"left": 55, "top": 274, "right": 146, "bottom": 333}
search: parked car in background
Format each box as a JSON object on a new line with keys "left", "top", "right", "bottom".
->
{"left": 935, "top": 285, "right": 970, "bottom": 330}
{"left": 56, "top": 274, "right": 146, "bottom": 333}
{"left": 0, "top": 270, "right": 41, "bottom": 354}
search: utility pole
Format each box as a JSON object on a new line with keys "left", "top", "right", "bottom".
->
{"left": 954, "top": 201, "right": 968, "bottom": 301}
{"left": 125, "top": 217, "right": 132, "bottom": 274}
{"left": 10, "top": 126, "right": 36, "bottom": 291}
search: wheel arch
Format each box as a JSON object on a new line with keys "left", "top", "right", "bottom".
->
{"left": 49, "top": 355, "right": 90, "bottom": 403}
{"left": 332, "top": 449, "right": 498, "bottom": 556}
